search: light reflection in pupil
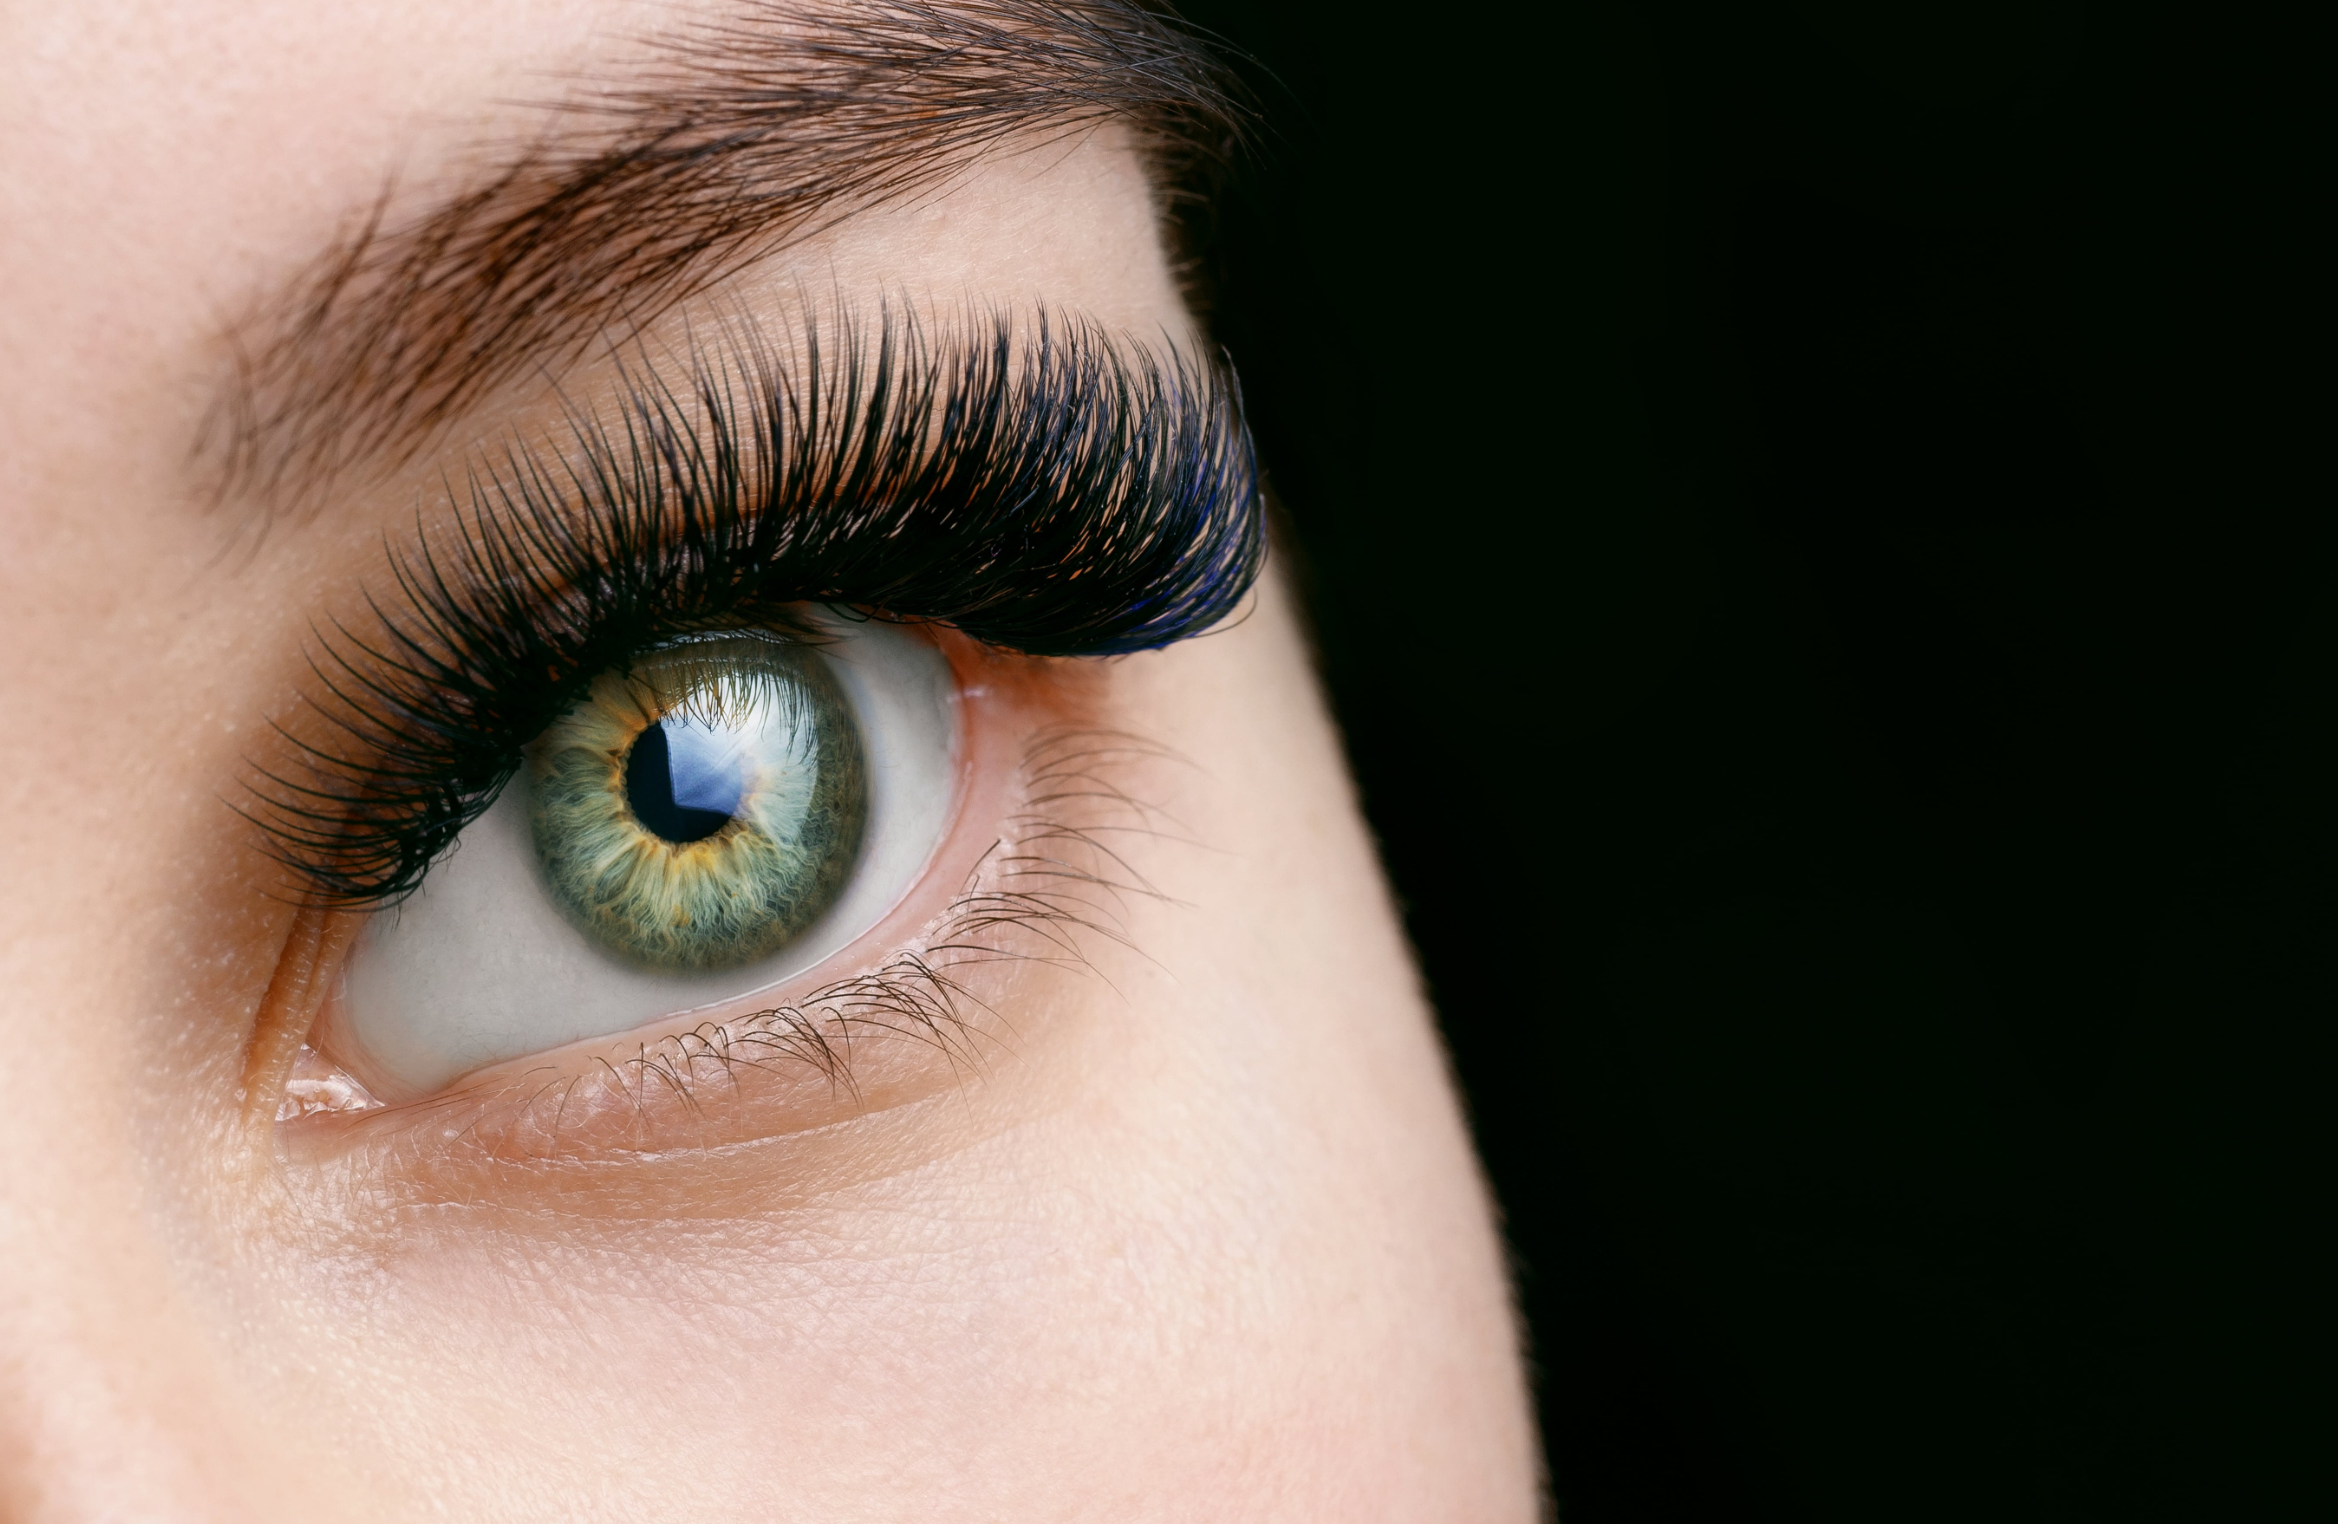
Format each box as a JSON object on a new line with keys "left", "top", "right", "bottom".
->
{"left": 624, "top": 718, "right": 743, "bottom": 844}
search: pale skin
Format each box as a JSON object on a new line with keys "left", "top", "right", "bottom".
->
{"left": 0, "top": 2, "right": 1538, "bottom": 1519}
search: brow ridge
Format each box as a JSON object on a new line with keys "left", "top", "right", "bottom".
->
{"left": 204, "top": 0, "right": 1247, "bottom": 514}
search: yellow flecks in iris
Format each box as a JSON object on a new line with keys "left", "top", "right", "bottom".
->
{"left": 526, "top": 635, "right": 866, "bottom": 972}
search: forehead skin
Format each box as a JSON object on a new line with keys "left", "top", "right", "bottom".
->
{"left": 0, "top": 3, "right": 1536, "bottom": 1521}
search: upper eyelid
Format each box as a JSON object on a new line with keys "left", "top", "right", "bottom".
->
{"left": 242, "top": 304, "right": 1261, "bottom": 908}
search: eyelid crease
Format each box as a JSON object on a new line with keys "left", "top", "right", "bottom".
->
{"left": 204, "top": 0, "right": 1255, "bottom": 509}
{"left": 241, "top": 302, "right": 1261, "bottom": 908}
{"left": 279, "top": 727, "right": 1187, "bottom": 1171}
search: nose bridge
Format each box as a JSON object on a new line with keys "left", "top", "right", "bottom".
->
{"left": 0, "top": 1096, "right": 281, "bottom": 1523}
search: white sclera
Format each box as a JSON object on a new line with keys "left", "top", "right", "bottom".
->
{"left": 337, "top": 615, "right": 957, "bottom": 1098}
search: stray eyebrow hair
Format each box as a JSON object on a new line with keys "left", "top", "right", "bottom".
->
{"left": 204, "top": 0, "right": 1248, "bottom": 510}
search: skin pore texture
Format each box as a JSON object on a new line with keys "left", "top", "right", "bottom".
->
{"left": 0, "top": 2, "right": 1538, "bottom": 1520}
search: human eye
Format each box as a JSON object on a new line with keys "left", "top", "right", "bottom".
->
{"left": 253, "top": 310, "right": 1260, "bottom": 1130}
{"left": 322, "top": 614, "right": 954, "bottom": 1101}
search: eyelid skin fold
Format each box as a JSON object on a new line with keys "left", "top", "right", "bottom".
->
{"left": 208, "top": 0, "right": 1254, "bottom": 507}
{"left": 244, "top": 304, "right": 1260, "bottom": 910}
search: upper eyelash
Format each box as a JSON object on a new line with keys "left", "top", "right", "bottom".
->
{"left": 245, "top": 303, "right": 1262, "bottom": 907}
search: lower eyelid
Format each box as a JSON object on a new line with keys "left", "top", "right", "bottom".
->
{"left": 280, "top": 642, "right": 1155, "bottom": 1161}
{"left": 319, "top": 616, "right": 951, "bottom": 1098}
{"left": 288, "top": 730, "right": 1172, "bottom": 1184}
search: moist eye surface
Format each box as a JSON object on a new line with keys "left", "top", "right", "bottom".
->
{"left": 330, "top": 615, "right": 955, "bottom": 1099}
{"left": 529, "top": 632, "right": 866, "bottom": 972}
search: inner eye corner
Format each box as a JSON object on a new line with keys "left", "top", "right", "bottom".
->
{"left": 246, "top": 905, "right": 381, "bottom": 1129}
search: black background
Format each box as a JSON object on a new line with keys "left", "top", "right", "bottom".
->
{"left": 1175, "top": 1, "right": 2332, "bottom": 1517}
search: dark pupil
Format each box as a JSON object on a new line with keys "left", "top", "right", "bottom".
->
{"left": 624, "top": 719, "right": 740, "bottom": 844}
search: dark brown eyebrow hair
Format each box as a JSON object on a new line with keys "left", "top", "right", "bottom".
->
{"left": 202, "top": 0, "right": 1247, "bottom": 511}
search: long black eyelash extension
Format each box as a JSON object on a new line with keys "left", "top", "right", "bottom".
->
{"left": 248, "top": 306, "right": 1261, "bottom": 905}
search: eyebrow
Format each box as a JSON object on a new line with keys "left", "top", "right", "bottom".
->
{"left": 203, "top": 0, "right": 1246, "bottom": 510}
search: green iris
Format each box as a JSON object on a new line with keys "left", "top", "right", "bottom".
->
{"left": 527, "top": 632, "right": 867, "bottom": 972}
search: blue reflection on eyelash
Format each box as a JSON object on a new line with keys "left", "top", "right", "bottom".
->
{"left": 249, "top": 303, "right": 1263, "bottom": 905}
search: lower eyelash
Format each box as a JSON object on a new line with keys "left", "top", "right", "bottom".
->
{"left": 558, "top": 727, "right": 1181, "bottom": 1117}
{"left": 288, "top": 726, "right": 1184, "bottom": 1153}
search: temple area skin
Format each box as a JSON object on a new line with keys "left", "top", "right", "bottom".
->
{"left": 0, "top": 2, "right": 1537, "bottom": 1519}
